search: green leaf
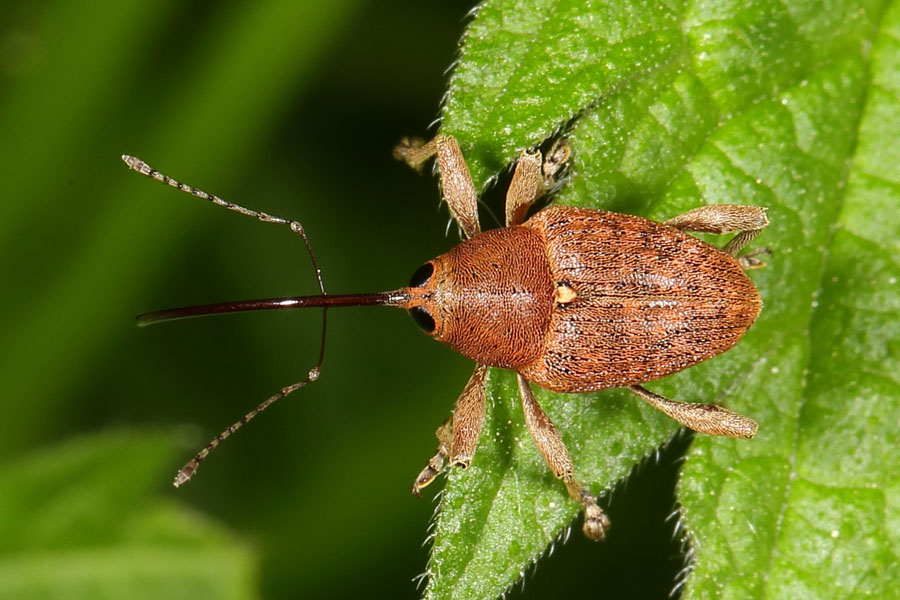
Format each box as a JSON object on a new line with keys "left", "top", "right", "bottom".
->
{"left": 426, "top": 0, "right": 899, "bottom": 598}
{"left": 679, "top": 2, "right": 900, "bottom": 598}
{"left": 0, "top": 432, "right": 256, "bottom": 600}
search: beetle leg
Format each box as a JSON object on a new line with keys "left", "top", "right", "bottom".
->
{"left": 412, "top": 364, "right": 489, "bottom": 495}
{"left": 505, "top": 149, "right": 544, "bottom": 227}
{"left": 665, "top": 204, "right": 770, "bottom": 267}
{"left": 628, "top": 385, "right": 758, "bottom": 439}
{"left": 505, "top": 139, "right": 571, "bottom": 227}
{"left": 448, "top": 363, "right": 489, "bottom": 467}
{"left": 394, "top": 135, "right": 481, "bottom": 238}
{"left": 518, "top": 374, "right": 610, "bottom": 541}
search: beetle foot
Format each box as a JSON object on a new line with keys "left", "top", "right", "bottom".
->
{"left": 393, "top": 137, "right": 429, "bottom": 173}
{"left": 541, "top": 138, "right": 571, "bottom": 188}
{"left": 580, "top": 489, "right": 611, "bottom": 541}
{"left": 411, "top": 451, "right": 446, "bottom": 496}
{"left": 738, "top": 246, "right": 772, "bottom": 270}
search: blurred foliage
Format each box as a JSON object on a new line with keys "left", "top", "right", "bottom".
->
{"left": 0, "top": 432, "right": 254, "bottom": 599}
{"left": 2, "top": 1, "right": 896, "bottom": 600}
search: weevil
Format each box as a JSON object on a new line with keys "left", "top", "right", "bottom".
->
{"left": 124, "top": 134, "right": 768, "bottom": 541}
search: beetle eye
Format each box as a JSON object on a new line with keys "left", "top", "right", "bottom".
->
{"left": 409, "top": 262, "right": 434, "bottom": 287}
{"left": 409, "top": 306, "right": 436, "bottom": 333}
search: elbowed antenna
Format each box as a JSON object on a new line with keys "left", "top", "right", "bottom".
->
{"left": 136, "top": 291, "right": 412, "bottom": 327}
{"left": 123, "top": 154, "right": 415, "bottom": 486}
{"left": 152, "top": 288, "right": 413, "bottom": 488}
{"left": 139, "top": 288, "right": 412, "bottom": 487}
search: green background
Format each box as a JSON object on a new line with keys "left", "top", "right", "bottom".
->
{"left": 0, "top": 1, "right": 691, "bottom": 598}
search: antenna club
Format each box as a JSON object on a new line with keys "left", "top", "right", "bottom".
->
{"left": 173, "top": 463, "right": 196, "bottom": 488}
{"left": 122, "top": 154, "right": 149, "bottom": 174}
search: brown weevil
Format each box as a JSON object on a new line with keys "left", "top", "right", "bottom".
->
{"left": 124, "top": 134, "right": 768, "bottom": 541}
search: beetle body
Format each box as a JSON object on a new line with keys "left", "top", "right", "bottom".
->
{"left": 127, "top": 135, "right": 769, "bottom": 541}
{"left": 409, "top": 205, "right": 761, "bottom": 393}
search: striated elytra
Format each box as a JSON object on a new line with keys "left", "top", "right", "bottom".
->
{"left": 405, "top": 205, "right": 761, "bottom": 392}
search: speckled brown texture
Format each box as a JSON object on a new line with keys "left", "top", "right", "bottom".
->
{"left": 516, "top": 206, "right": 762, "bottom": 392}
{"left": 429, "top": 226, "right": 554, "bottom": 369}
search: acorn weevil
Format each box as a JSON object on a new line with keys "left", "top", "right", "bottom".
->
{"left": 124, "top": 134, "right": 768, "bottom": 541}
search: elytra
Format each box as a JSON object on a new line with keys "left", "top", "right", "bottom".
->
{"left": 406, "top": 205, "right": 761, "bottom": 392}
{"left": 126, "top": 134, "right": 769, "bottom": 541}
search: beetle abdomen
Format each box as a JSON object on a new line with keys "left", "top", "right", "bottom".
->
{"left": 519, "top": 206, "right": 761, "bottom": 393}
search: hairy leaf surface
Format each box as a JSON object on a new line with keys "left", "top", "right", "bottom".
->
{"left": 427, "top": 0, "right": 898, "bottom": 598}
